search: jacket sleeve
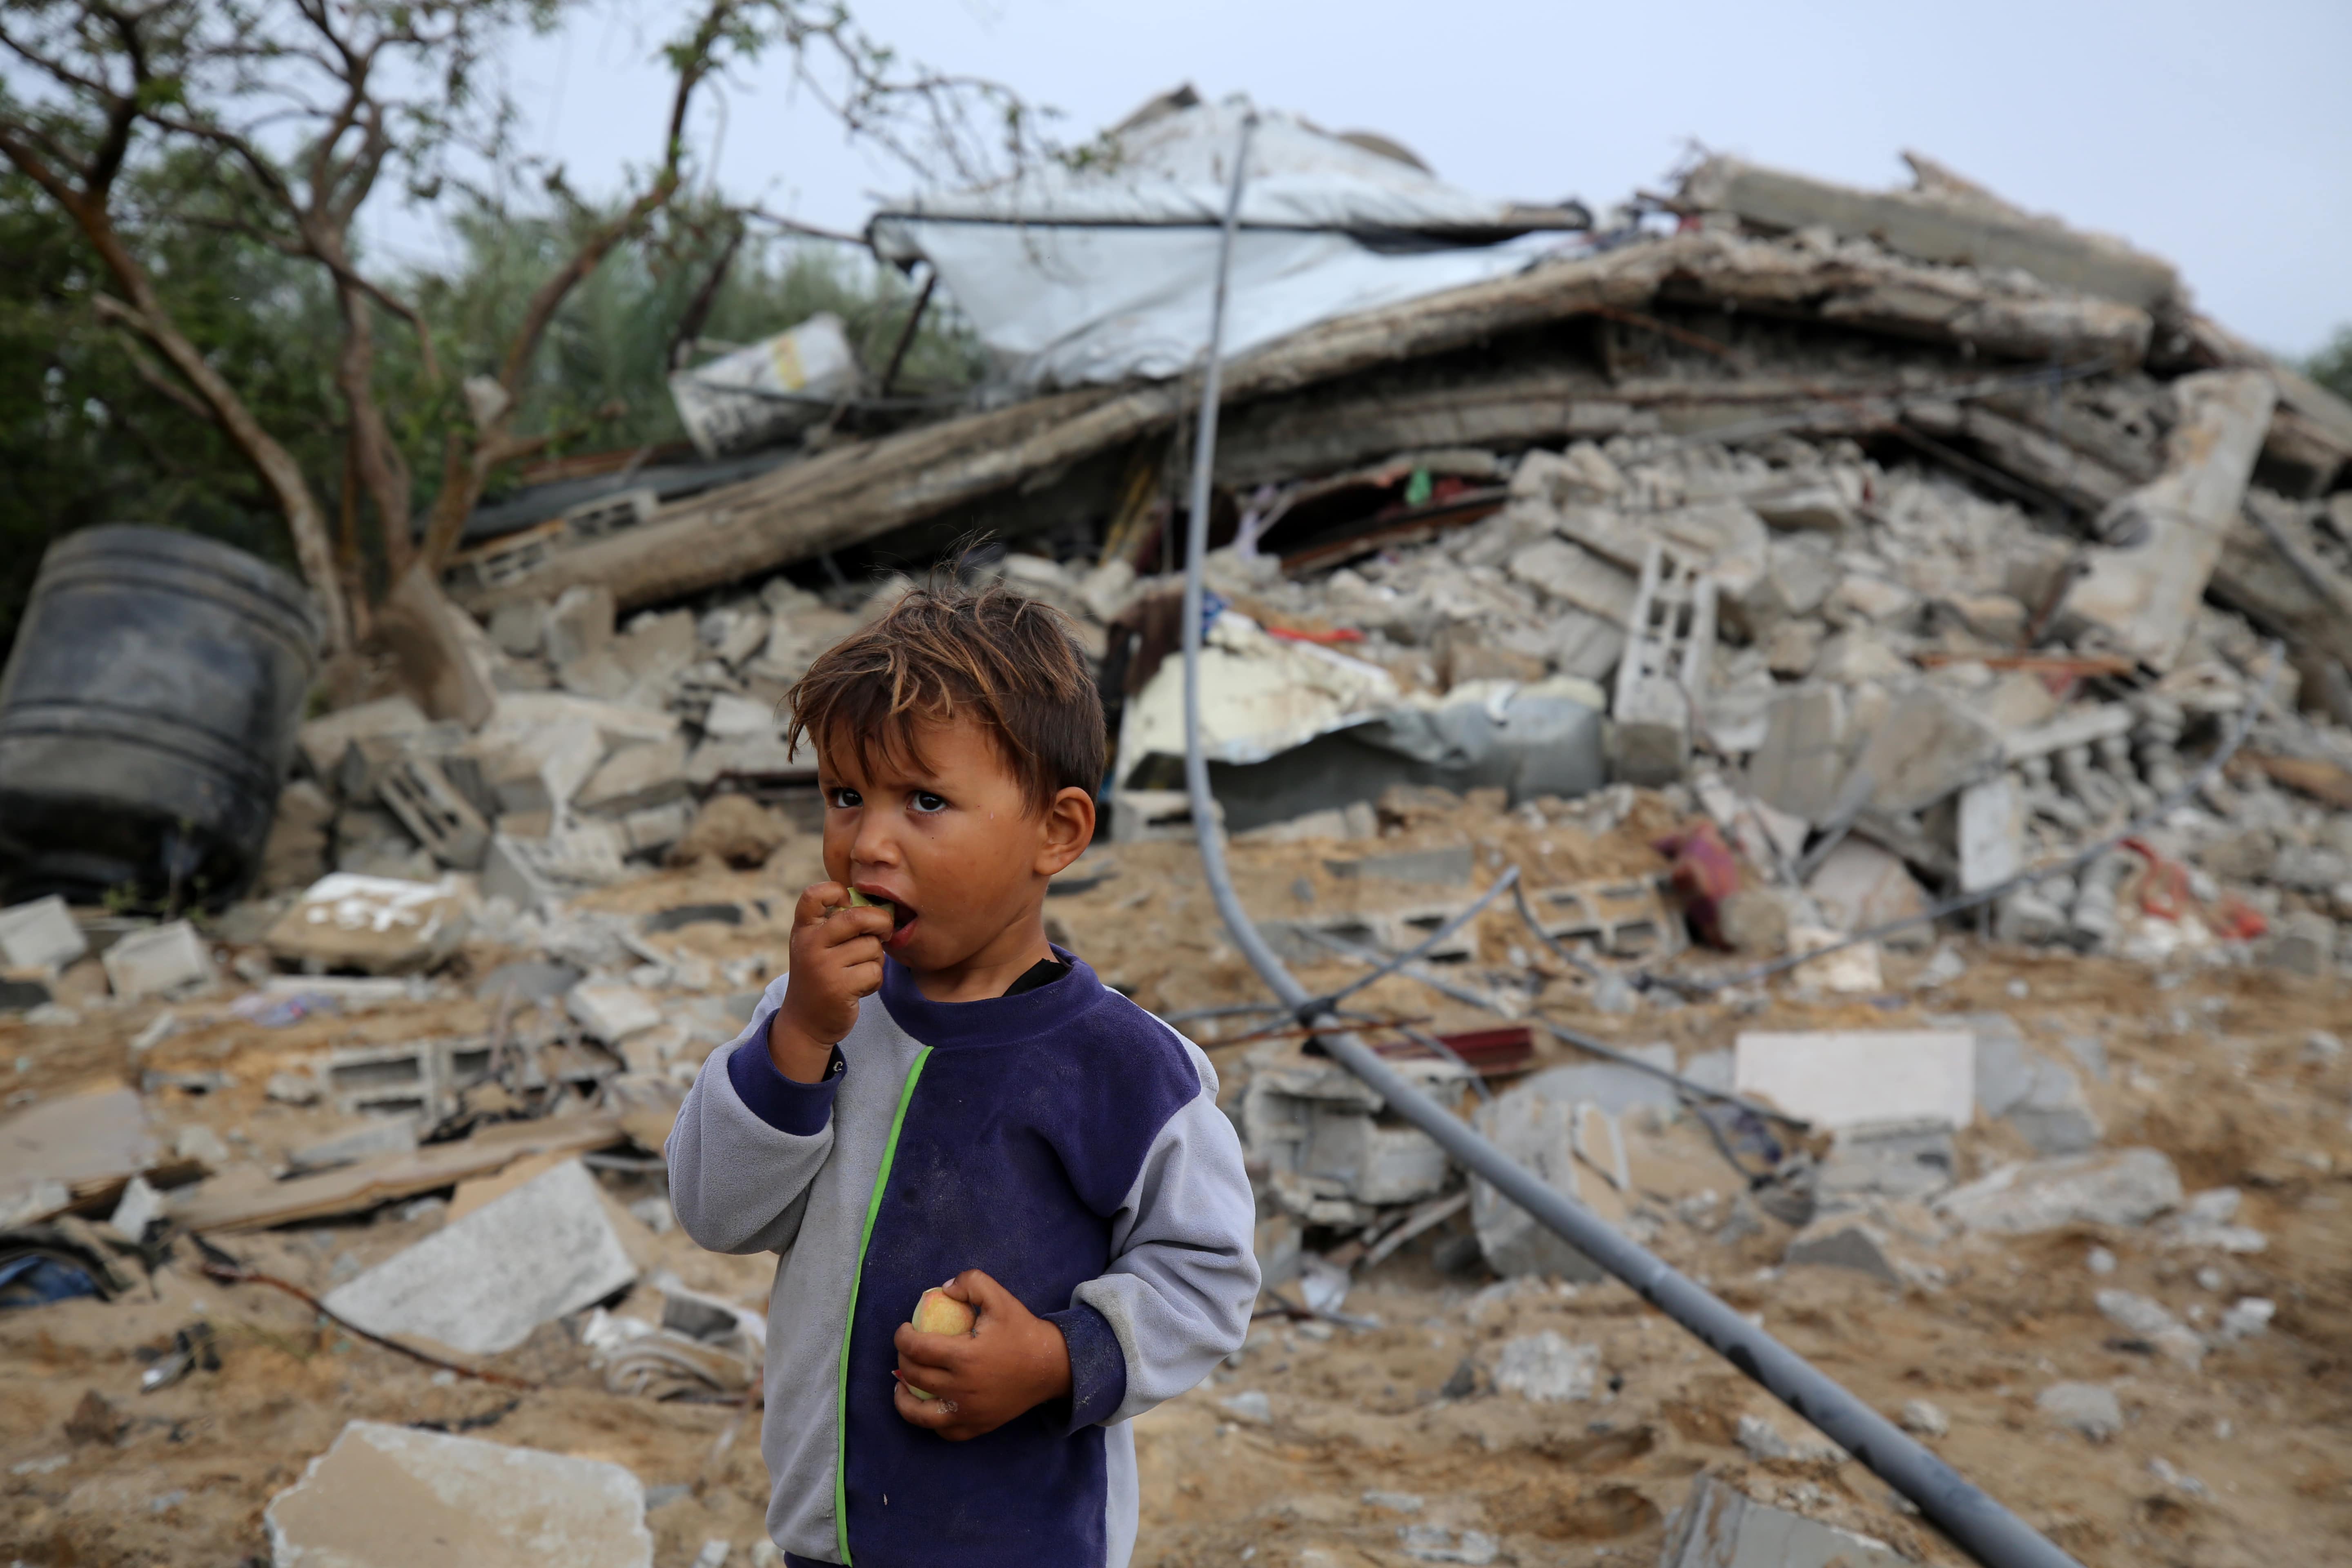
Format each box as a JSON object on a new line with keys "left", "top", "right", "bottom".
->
{"left": 665, "top": 977, "right": 838, "bottom": 1256}
{"left": 1061, "top": 1046, "right": 1260, "bottom": 1427}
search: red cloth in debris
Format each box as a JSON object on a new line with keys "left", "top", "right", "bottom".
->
{"left": 1654, "top": 820, "right": 1741, "bottom": 948}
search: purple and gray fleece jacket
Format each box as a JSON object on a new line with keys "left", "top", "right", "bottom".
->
{"left": 666, "top": 952, "right": 1259, "bottom": 1568}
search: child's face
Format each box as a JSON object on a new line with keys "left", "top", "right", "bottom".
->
{"left": 815, "top": 713, "right": 1091, "bottom": 975}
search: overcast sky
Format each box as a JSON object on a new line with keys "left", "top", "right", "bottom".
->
{"left": 383, "top": 0, "right": 2352, "bottom": 356}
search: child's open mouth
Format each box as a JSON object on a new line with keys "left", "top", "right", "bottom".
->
{"left": 860, "top": 889, "right": 917, "bottom": 948}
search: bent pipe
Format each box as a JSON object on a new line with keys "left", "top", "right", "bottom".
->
{"left": 1174, "top": 112, "right": 2082, "bottom": 1568}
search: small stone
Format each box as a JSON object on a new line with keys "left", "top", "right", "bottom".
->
{"left": 2217, "top": 1297, "right": 2274, "bottom": 1341}
{"left": 1398, "top": 1524, "right": 1498, "bottom": 1566}
{"left": 1494, "top": 1331, "right": 1598, "bottom": 1403}
{"left": 1362, "top": 1491, "right": 1424, "bottom": 1513}
{"left": 1898, "top": 1399, "right": 1949, "bottom": 1437}
{"left": 1218, "top": 1390, "right": 1272, "bottom": 1424}
{"left": 2086, "top": 1246, "right": 2117, "bottom": 1276}
{"left": 266, "top": 1072, "right": 321, "bottom": 1106}
{"left": 2305, "top": 1030, "right": 2345, "bottom": 1065}
{"left": 2095, "top": 1288, "right": 2206, "bottom": 1368}
{"left": 2036, "top": 1382, "right": 2123, "bottom": 1441}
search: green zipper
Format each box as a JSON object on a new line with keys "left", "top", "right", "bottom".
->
{"left": 835, "top": 1045, "right": 931, "bottom": 1565}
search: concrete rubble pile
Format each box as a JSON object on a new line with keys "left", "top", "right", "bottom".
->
{"left": 1, "top": 135, "right": 2347, "bottom": 1567}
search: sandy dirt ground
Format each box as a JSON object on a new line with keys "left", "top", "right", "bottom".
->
{"left": 4, "top": 794, "right": 2349, "bottom": 1567}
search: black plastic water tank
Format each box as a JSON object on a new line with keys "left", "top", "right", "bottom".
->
{"left": 0, "top": 526, "right": 320, "bottom": 909}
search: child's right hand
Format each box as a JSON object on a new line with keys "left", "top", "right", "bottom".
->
{"left": 766, "top": 881, "right": 895, "bottom": 1082}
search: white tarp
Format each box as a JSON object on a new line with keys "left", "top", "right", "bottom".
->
{"left": 667, "top": 312, "right": 858, "bottom": 458}
{"left": 870, "top": 96, "right": 1559, "bottom": 388}
{"left": 1117, "top": 608, "right": 1402, "bottom": 775}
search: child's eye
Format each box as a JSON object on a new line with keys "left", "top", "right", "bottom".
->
{"left": 827, "top": 786, "right": 862, "bottom": 809}
{"left": 910, "top": 791, "right": 948, "bottom": 814}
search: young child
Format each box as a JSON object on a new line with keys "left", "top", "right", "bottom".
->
{"left": 667, "top": 577, "right": 1259, "bottom": 1568}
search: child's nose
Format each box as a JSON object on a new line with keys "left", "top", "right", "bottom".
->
{"left": 850, "top": 812, "right": 902, "bottom": 868}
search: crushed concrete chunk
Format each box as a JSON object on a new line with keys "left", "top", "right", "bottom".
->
{"left": 1783, "top": 1214, "right": 1901, "bottom": 1286}
{"left": 264, "top": 1419, "right": 653, "bottom": 1567}
{"left": 265, "top": 875, "right": 469, "bottom": 976}
{"left": 1937, "top": 1147, "right": 2181, "bottom": 1234}
{"left": 1732, "top": 1030, "right": 1975, "bottom": 1131}
{"left": 320, "top": 1159, "right": 636, "bottom": 1356}
{"left": 1747, "top": 687, "right": 1849, "bottom": 824}
{"left": 568, "top": 982, "right": 663, "bottom": 1044}
{"left": 1492, "top": 1332, "right": 1597, "bottom": 1403}
{"left": 1898, "top": 1399, "right": 1949, "bottom": 1438}
{"left": 2064, "top": 370, "right": 2277, "bottom": 670}
{"left": 1658, "top": 1471, "right": 1907, "bottom": 1568}
{"left": 2037, "top": 1382, "right": 2123, "bottom": 1442}
{"left": 101, "top": 921, "right": 215, "bottom": 999}
{"left": 2095, "top": 1288, "right": 2206, "bottom": 1368}
{"left": 1846, "top": 686, "right": 2005, "bottom": 815}
{"left": 0, "top": 895, "right": 87, "bottom": 976}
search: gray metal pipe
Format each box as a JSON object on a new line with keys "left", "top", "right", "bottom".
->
{"left": 1173, "top": 112, "right": 2082, "bottom": 1568}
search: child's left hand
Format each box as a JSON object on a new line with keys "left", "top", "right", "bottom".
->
{"left": 891, "top": 1269, "right": 1073, "bottom": 1441}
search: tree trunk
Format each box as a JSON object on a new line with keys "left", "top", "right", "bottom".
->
{"left": 332, "top": 272, "right": 414, "bottom": 584}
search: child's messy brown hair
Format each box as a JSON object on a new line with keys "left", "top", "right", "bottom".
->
{"left": 786, "top": 573, "right": 1105, "bottom": 815}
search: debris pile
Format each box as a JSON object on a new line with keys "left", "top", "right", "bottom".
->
{"left": 2, "top": 126, "right": 2349, "bottom": 1566}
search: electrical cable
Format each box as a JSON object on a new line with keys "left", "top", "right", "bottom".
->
{"left": 1310, "top": 864, "right": 1520, "bottom": 1015}
{"left": 1174, "top": 109, "right": 2084, "bottom": 1568}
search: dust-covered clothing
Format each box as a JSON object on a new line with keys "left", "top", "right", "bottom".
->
{"left": 666, "top": 951, "right": 1258, "bottom": 1568}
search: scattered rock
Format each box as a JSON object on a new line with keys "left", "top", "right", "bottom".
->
{"left": 1937, "top": 1148, "right": 2182, "bottom": 1234}
{"left": 1898, "top": 1399, "right": 1949, "bottom": 1437}
{"left": 670, "top": 795, "right": 794, "bottom": 869}
{"left": 2036, "top": 1382, "right": 2123, "bottom": 1442}
{"left": 2094, "top": 1289, "right": 2206, "bottom": 1368}
{"left": 264, "top": 1419, "right": 653, "bottom": 1568}
{"left": 1492, "top": 1332, "right": 1598, "bottom": 1403}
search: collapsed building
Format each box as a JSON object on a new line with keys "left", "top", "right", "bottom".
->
{"left": 3, "top": 93, "right": 2351, "bottom": 1568}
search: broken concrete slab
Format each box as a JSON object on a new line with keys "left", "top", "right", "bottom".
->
{"left": 1802, "top": 840, "right": 1930, "bottom": 944}
{"left": 2037, "top": 1382, "right": 2123, "bottom": 1442}
{"left": 481, "top": 829, "right": 628, "bottom": 913}
{"left": 297, "top": 695, "right": 431, "bottom": 780}
{"left": 264, "top": 874, "right": 469, "bottom": 976}
{"left": 0, "top": 895, "right": 86, "bottom": 976}
{"left": 287, "top": 1118, "right": 419, "bottom": 1176}
{"left": 2264, "top": 910, "right": 2336, "bottom": 975}
{"left": 264, "top": 1419, "right": 654, "bottom": 1568}
{"left": 1936, "top": 1147, "right": 2181, "bottom": 1234}
{"left": 1956, "top": 776, "right": 2025, "bottom": 894}
{"left": 1657, "top": 1471, "right": 1909, "bottom": 1568}
{"left": 1322, "top": 845, "right": 1473, "bottom": 886}
{"left": 321, "top": 1158, "right": 636, "bottom": 1356}
{"left": 376, "top": 757, "right": 490, "bottom": 871}
{"left": 1959, "top": 1012, "right": 2101, "bottom": 1154}
{"left": 1732, "top": 1030, "right": 1975, "bottom": 1131}
{"left": 543, "top": 584, "right": 617, "bottom": 670}
{"left": 1783, "top": 1213, "right": 1902, "bottom": 1286}
{"left": 2064, "top": 370, "right": 2278, "bottom": 670}
{"left": 1679, "top": 153, "right": 2180, "bottom": 310}
{"left": 1747, "top": 686, "right": 1849, "bottom": 824}
{"left": 0, "top": 1087, "right": 158, "bottom": 1224}
{"left": 699, "top": 693, "right": 777, "bottom": 740}
{"left": 1846, "top": 686, "right": 2005, "bottom": 816}
{"left": 568, "top": 982, "right": 663, "bottom": 1045}
{"left": 2094, "top": 1288, "right": 2206, "bottom": 1368}
{"left": 1813, "top": 1118, "right": 1958, "bottom": 1204}
{"left": 575, "top": 737, "right": 690, "bottom": 817}
{"left": 101, "top": 920, "right": 215, "bottom": 999}
{"left": 1492, "top": 1331, "right": 1598, "bottom": 1403}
